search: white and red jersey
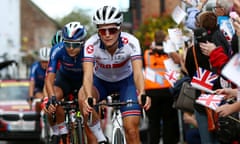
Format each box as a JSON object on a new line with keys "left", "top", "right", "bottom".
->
{"left": 83, "top": 32, "right": 142, "bottom": 82}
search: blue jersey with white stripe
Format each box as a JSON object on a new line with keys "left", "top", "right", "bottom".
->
{"left": 47, "top": 42, "right": 84, "bottom": 80}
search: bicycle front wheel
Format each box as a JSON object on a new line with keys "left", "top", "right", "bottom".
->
{"left": 113, "top": 128, "right": 125, "bottom": 144}
{"left": 70, "top": 121, "right": 85, "bottom": 144}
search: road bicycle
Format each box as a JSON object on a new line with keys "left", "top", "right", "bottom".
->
{"left": 53, "top": 90, "right": 86, "bottom": 144}
{"left": 88, "top": 93, "right": 146, "bottom": 144}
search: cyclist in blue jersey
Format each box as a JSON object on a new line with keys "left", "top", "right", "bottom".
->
{"left": 45, "top": 21, "right": 99, "bottom": 144}
{"left": 80, "top": 5, "right": 151, "bottom": 144}
{"left": 28, "top": 47, "right": 50, "bottom": 113}
{"left": 40, "top": 30, "right": 64, "bottom": 143}
{"left": 27, "top": 47, "right": 50, "bottom": 134}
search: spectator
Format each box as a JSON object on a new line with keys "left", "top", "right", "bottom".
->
{"left": 185, "top": 27, "right": 220, "bottom": 144}
{"left": 144, "top": 30, "right": 179, "bottom": 144}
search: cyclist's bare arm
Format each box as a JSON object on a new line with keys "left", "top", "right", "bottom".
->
{"left": 81, "top": 62, "right": 95, "bottom": 116}
{"left": 45, "top": 72, "right": 56, "bottom": 97}
{"left": 132, "top": 59, "right": 151, "bottom": 110}
{"left": 82, "top": 62, "right": 94, "bottom": 98}
{"left": 28, "top": 80, "right": 35, "bottom": 98}
{"left": 43, "top": 83, "right": 48, "bottom": 98}
{"left": 45, "top": 72, "right": 57, "bottom": 113}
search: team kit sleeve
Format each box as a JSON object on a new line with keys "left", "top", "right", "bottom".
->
{"left": 47, "top": 47, "right": 60, "bottom": 74}
{"left": 129, "top": 35, "right": 142, "bottom": 60}
{"left": 82, "top": 38, "right": 95, "bottom": 63}
{"left": 29, "top": 63, "right": 38, "bottom": 81}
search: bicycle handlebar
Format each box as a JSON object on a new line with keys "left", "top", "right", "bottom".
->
{"left": 51, "top": 97, "right": 79, "bottom": 123}
{"left": 87, "top": 94, "right": 147, "bottom": 125}
{"left": 88, "top": 94, "right": 147, "bottom": 108}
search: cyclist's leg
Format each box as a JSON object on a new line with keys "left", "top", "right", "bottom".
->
{"left": 54, "top": 86, "right": 68, "bottom": 135}
{"left": 119, "top": 74, "right": 142, "bottom": 144}
{"left": 46, "top": 86, "right": 66, "bottom": 143}
{"left": 123, "top": 116, "right": 141, "bottom": 144}
{"left": 48, "top": 71, "right": 69, "bottom": 143}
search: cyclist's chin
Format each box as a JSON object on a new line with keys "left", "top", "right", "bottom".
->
{"left": 67, "top": 52, "right": 78, "bottom": 57}
{"left": 103, "top": 40, "right": 116, "bottom": 48}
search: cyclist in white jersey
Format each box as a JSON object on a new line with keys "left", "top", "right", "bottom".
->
{"left": 80, "top": 5, "right": 151, "bottom": 144}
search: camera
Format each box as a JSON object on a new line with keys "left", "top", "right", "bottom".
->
{"left": 193, "top": 27, "right": 209, "bottom": 43}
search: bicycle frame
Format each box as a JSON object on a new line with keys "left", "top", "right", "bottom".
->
{"left": 89, "top": 94, "right": 147, "bottom": 144}
{"left": 62, "top": 99, "right": 85, "bottom": 144}
{"left": 111, "top": 107, "right": 127, "bottom": 144}
{"left": 52, "top": 92, "right": 85, "bottom": 144}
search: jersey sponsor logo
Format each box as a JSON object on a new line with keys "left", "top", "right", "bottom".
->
{"left": 122, "top": 37, "right": 129, "bottom": 44}
{"left": 86, "top": 45, "right": 94, "bottom": 54}
{"left": 96, "top": 58, "right": 129, "bottom": 68}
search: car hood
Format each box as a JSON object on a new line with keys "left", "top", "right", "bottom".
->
{"left": 0, "top": 100, "right": 34, "bottom": 113}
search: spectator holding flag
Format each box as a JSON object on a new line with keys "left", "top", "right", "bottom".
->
{"left": 185, "top": 26, "right": 220, "bottom": 143}
{"left": 214, "top": 87, "right": 240, "bottom": 117}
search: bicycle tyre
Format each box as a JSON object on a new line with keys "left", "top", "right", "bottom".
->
{"left": 113, "top": 128, "right": 125, "bottom": 144}
{"left": 70, "top": 121, "right": 85, "bottom": 144}
{"left": 42, "top": 114, "right": 51, "bottom": 144}
{"left": 70, "top": 125, "right": 79, "bottom": 144}
{"left": 76, "top": 119, "right": 85, "bottom": 144}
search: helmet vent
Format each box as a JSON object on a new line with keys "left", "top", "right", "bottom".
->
{"left": 102, "top": 6, "right": 107, "bottom": 21}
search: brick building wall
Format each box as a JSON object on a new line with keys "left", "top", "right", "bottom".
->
{"left": 141, "top": 0, "right": 181, "bottom": 22}
{"left": 130, "top": 0, "right": 181, "bottom": 29}
{"left": 21, "top": 0, "right": 58, "bottom": 52}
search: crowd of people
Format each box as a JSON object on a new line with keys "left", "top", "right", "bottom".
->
{"left": 27, "top": 0, "right": 240, "bottom": 144}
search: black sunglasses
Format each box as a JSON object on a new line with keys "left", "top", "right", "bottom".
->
{"left": 98, "top": 27, "right": 120, "bottom": 36}
{"left": 64, "top": 41, "right": 84, "bottom": 49}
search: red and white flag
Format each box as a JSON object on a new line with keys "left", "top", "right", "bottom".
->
{"left": 191, "top": 67, "right": 218, "bottom": 93}
{"left": 196, "top": 94, "right": 224, "bottom": 110}
{"left": 164, "top": 70, "right": 180, "bottom": 87}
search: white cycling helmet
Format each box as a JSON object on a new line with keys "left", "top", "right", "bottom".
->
{"left": 62, "top": 21, "right": 87, "bottom": 41}
{"left": 93, "top": 6, "right": 123, "bottom": 26}
{"left": 39, "top": 47, "right": 51, "bottom": 61}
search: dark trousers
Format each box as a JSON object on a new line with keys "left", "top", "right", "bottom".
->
{"left": 146, "top": 88, "right": 179, "bottom": 144}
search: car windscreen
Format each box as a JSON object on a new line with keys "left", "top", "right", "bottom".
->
{"left": 0, "top": 85, "right": 28, "bottom": 101}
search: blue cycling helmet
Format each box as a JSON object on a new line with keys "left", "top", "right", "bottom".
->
{"left": 51, "top": 30, "right": 63, "bottom": 46}
{"left": 62, "top": 21, "right": 87, "bottom": 41}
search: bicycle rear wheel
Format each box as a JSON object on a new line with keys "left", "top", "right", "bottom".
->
{"left": 113, "top": 128, "right": 125, "bottom": 144}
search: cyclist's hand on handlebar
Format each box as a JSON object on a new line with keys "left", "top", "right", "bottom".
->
{"left": 46, "top": 96, "right": 57, "bottom": 113}
{"left": 138, "top": 94, "right": 151, "bottom": 111}
{"left": 83, "top": 97, "right": 95, "bottom": 117}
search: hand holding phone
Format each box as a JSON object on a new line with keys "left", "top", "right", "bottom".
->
{"left": 230, "top": 11, "right": 240, "bottom": 24}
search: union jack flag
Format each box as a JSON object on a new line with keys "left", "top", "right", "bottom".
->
{"left": 164, "top": 70, "right": 180, "bottom": 87}
{"left": 191, "top": 67, "right": 218, "bottom": 93}
{"left": 196, "top": 94, "right": 224, "bottom": 110}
